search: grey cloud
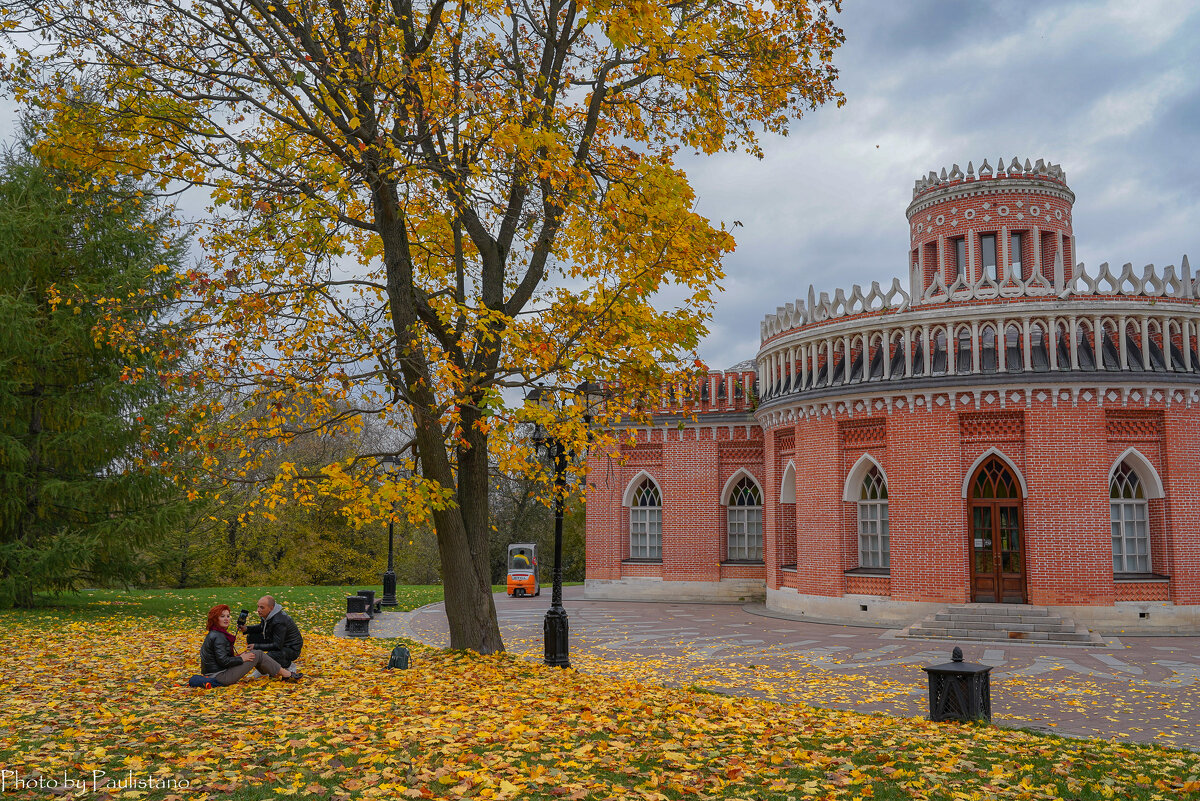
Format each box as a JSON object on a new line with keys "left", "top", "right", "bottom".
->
{"left": 684, "top": 0, "right": 1200, "bottom": 371}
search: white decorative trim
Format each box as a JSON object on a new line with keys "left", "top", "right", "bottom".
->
{"left": 843, "top": 453, "right": 887, "bottom": 502}
{"left": 960, "top": 447, "right": 1028, "bottom": 499}
{"left": 752, "top": 381, "right": 1199, "bottom": 431}
{"left": 759, "top": 262, "right": 1198, "bottom": 346}
{"left": 780, "top": 460, "right": 797, "bottom": 504}
{"left": 621, "top": 470, "right": 661, "bottom": 507}
{"left": 720, "top": 468, "right": 764, "bottom": 506}
{"left": 1109, "top": 447, "right": 1165, "bottom": 499}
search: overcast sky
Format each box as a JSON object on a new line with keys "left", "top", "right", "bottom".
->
{"left": 685, "top": 0, "right": 1200, "bottom": 370}
{"left": 3, "top": 1, "right": 1197, "bottom": 376}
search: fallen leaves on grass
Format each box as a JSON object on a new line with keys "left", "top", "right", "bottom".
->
{"left": 1, "top": 609, "right": 1199, "bottom": 800}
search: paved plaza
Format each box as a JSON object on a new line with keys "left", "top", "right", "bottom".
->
{"left": 358, "top": 587, "right": 1200, "bottom": 751}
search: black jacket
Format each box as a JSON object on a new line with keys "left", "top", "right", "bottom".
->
{"left": 244, "top": 607, "right": 303, "bottom": 665}
{"left": 200, "top": 630, "right": 244, "bottom": 675}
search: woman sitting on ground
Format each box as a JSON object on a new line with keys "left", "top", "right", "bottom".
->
{"left": 201, "top": 604, "right": 301, "bottom": 685}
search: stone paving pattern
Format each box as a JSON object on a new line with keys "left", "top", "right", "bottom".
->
{"left": 355, "top": 587, "right": 1199, "bottom": 751}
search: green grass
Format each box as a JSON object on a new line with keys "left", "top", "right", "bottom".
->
{"left": 31, "top": 584, "right": 445, "bottom": 632}
{"left": 30, "top": 580, "right": 583, "bottom": 632}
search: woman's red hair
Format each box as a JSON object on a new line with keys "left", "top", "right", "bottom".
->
{"left": 206, "top": 604, "right": 231, "bottom": 632}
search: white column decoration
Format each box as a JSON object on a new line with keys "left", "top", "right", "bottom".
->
{"left": 882, "top": 329, "right": 891, "bottom": 380}
{"left": 904, "top": 327, "right": 913, "bottom": 376}
{"left": 971, "top": 321, "right": 981, "bottom": 373}
{"left": 1184, "top": 318, "right": 1193, "bottom": 372}
{"left": 947, "top": 326, "right": 957, "bottom": 374}
{"left": 1022, "top": 318, "right": 1032, "bottom": 371}
{"left": 1049, "top": 317, "right": 1059, "bottom": 371}
{"left": 997, "top": 319, "right": 1007, "bottom": 372}
{"left": 847, "top": 336, "right": 855, "bottom": 383}
{"left": 1141, "top": 317, "right": 1150, "bottom": 371}
{"left": 922, "top": 325, "right": 931, "bottom": 374}
{"left": 1118, "top": 315, "right": 1128, "bottom": 370}
{"left": 1069, "top": 316, "right": 1080, "bottom": 370}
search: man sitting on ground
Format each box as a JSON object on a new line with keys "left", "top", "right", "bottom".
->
{"left": 239, "top": 595, "right": 304, "bottom": 673}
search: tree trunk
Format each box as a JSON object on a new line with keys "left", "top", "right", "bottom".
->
{"left": 417, "top": 415, "right": 504, "bottom": 654}
{"left": 376, "top": 181, "right": 504, "bottom": 654}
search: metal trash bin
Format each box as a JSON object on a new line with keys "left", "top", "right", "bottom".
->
{"left": 922, "top": 646, "right": 993, "bottom": 722}
{"left": 344, "top": 595, "right": 371, "bottom": 638}
{"left": 357, "top": 589, "right": 377, "bottom": 617}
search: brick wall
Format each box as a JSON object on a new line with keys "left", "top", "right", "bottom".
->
{"left": 587, "top": 391, "right": 1200, "bottom": 609}
{"left": 1163, "top": 406, "right": 1200, "bottom": 603}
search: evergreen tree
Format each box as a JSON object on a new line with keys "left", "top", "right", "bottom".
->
{"left": 0, "top": 144, "right": 187, "bottom": 607}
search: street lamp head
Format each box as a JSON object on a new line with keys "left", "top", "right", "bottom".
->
{"left": 524, "top": 385, "right": 552, "bottom": 448}
{"left": 575, "top": 380, "right": 603, "bottom": 424}
{"left": 380, "top": 453, "right": 401, "bottom": 474}
{"left": 525, "top": 385, "right": 550, "bottom": 409}
{"left": 575, "top": 379, "right": 602, "bottom": 398}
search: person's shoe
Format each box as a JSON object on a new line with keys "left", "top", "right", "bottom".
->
{"left": 281, "top": 671, "right": 303, "bottom": 683}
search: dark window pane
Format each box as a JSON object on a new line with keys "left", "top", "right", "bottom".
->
{"left": 981, "top": 234, "right": 997, "bottom": 281}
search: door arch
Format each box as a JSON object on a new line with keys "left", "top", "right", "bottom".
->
{"left": 967, "top": 456, "right": 1027, "bottom": 603}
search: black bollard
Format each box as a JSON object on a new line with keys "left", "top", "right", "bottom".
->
{"left": 922, "top": 646, "right": 993, "bottom": 722}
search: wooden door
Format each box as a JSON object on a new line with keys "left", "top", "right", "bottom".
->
{"left": 968, "top": 457, "right": 1026, "bottom": 603}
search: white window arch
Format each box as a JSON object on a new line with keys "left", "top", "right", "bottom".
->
{"left": 780, "top": 461, "right": 797, "bottom": 504}
{"left": 625, "top": 475, "right": 662, "bottom": 560}
{"left": 960, "top": 448, "right": 1029, "bottom": 499}
{"left": 843, "top": 453, "right": 886, "bottom": 501}
{"left": 1107, "top": 447, "right": 1165, "bottom": 499}
{"left": 724, "top": 474, "right": 763, "bottom": 562}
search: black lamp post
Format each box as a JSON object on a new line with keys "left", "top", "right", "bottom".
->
{"left": 379, "top": 453, "right": 400, "bottom": 608}
{"left": 526, "top": 381, "right": 600, "bottom": 669}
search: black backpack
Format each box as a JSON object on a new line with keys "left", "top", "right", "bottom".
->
{"left": 386, "top": 645, "right": 411, "bottom": 670}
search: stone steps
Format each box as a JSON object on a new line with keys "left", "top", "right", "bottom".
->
{"left": 899, "top": 603, "right": 1105, "bottom": 646}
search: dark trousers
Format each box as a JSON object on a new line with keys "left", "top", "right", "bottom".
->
{"left": 209, "top": 650, "right": 284, "bottom": 685}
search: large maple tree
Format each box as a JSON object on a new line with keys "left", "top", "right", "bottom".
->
{"left": 2, "top": 0, "right": 843, "bottom": 652}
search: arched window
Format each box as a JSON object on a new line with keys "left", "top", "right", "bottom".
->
{"left": 629, "top": 479, "right": 662, "bottom": 560}
{"left": 956, "top": 326, "right": 973, "bottom": 373}
{"left": 726, "top": 476, "right": 763, "bottom": 562}
{"left": 980, "top": 326, "right": 998, "bottom": 372}
{"left": 932, "top": 328, "right": 947, "bottom": 375}
{"left": 1110, "top": 463, "right": 1149, "bottom": 574}
{"left": 858, "top": 467, "right": 889, "bottom": 569}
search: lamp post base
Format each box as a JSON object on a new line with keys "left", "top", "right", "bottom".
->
{"left": 381, "top": 569, "right": 398, "bottom": 607}
{"left": 543, "top": 606, "right": 571, "bottom": 668}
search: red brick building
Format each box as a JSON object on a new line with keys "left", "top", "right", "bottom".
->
{"left": 585, "top": 158, "right": 1200, "bottom": 632}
